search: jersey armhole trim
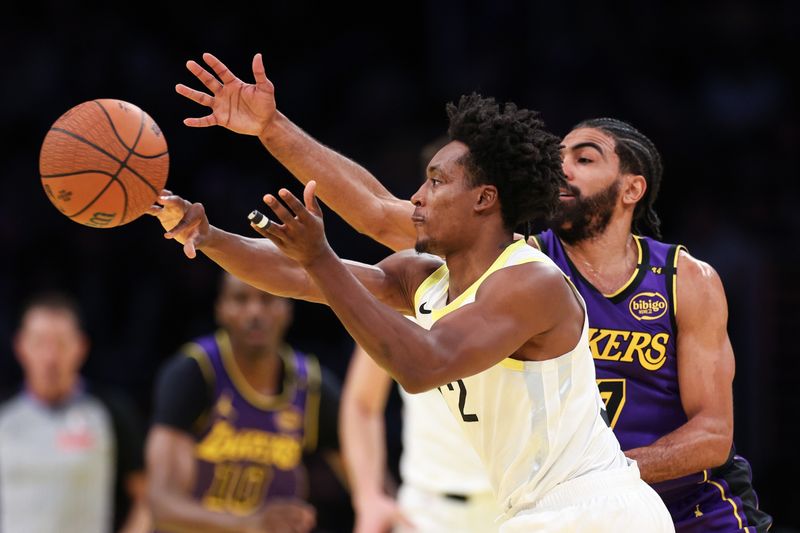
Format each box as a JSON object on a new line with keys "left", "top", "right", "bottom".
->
{"left": 666, "top": 244, "right": 687, "bottom": 332}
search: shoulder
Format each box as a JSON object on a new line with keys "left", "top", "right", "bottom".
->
{"left": 677, "top": 249, "right": 724, "bottom": 295}
{"left": 479, "top": 259, "right": 570, "bottom": 305}
{"left": 376, "top": 250, "right": 445, "bottom": 308}
{"left": 0, "top": 393, "right": 23, "bottom": 423}
{"left": 158, "top": 351, "right": 210, "bottom": 386}
{"left": 377, "top": 249, "right": 443, "bottom": 273}
{"left": 676, "top": 249, "right": 727, "bottom": 322}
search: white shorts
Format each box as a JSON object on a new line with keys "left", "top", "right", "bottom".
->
{"left": 499, "top": 462, "right": 674, "bottom": 533}
{"left": 395, "top": 483, "right": 502, "bottom": 533}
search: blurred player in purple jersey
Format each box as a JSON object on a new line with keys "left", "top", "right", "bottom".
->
{"left": 168, "top": 52, "right": 772, "bottom": 532}
{"left": 145, "top": 273, "right": 348, "bottom": 533}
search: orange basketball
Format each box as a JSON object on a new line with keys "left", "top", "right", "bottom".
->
{"left": 39, "top": 99, "right": 169, "bottom": 228}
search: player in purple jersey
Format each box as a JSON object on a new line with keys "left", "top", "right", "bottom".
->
{"left": 164, "top": 52, "right": 773, "bottom": 531}
{"left": 146, "top": 273, "right": 346, "bottom": 533}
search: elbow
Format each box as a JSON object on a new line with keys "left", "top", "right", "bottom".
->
{"left": 394, "top": 369, "right": 444, "bottom": 395}
{"left": 396, "top": 378, "right": 428, "bottom": 395}
{"left": 710, "top": 433, "right": 734, "bottom": 468}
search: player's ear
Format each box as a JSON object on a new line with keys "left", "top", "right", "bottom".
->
{"left": 622, "top": 174, "right": 646, "bottom": 206}
{"left": 475, "top": 185, "right": 498, "bottom": 213}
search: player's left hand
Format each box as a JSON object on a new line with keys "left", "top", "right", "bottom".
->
{"left": 250, "top": 181, "right": 331, "bottom": 267}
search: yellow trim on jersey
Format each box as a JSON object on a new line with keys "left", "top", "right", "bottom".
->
{"left": 216, "top": 329, "right": 298, "bottom": 411}
{"left": 430, "top": 240, "right": 546, "bottom": 322}
{"left": 182, "top": 342, "right": 215, "bottom": 391}
{"left": 302, "top": 356, "right": 322, "bottom": 452}
{"left": 603, "top": 235, "right": 644, "bottom": 298}
{"left": 672, "top": 245, "right": 687, "bottom": 317}
{"left": 707, "top": 479, "right": 745, "bottom": 529}
{"left": 499, "top": 358, "right": 526, "bottom": 370}
{"left": 413, "top": 263, "right": 448, "bottom": 312}
{"left": 181, "top": 342, "right": 216, "bottom": 432}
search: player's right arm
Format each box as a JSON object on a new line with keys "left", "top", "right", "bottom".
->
{"left": 146, "top": 356, "right": 316, "bottom": 533}
{"left": 340, "top": 344, "right": 413, "bottom": 533}
{"left": 176, "top": 52, "right": 416, "bottom": 252}
{"left": 147, "top": 191, "right": 420, "bottom": 313}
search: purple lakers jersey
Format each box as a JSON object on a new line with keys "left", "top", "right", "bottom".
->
{"left": 183, "top": 330, "right": 321, "bottom": 516}
{"left": 536, "top": 230, "right": 701, "bottom": 494}
{"left": 536, "top": 230, "right": 772, "bottom": 531}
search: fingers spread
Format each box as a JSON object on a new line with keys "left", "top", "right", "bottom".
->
{"left": 176, "top": 84, "right": 214, "bottom": 107}
{"left": 279, "top": 189, "right": 310, "bottom": 221}
{"left": 203, "top": 52, "right": 237, "bottom": 84}
{"left": 263, "top": 193, "right": 297, "bottom": 225}
{"left": 186, "top": 59, "right": 223, "bottom": 93}
{"left": 183, "top": 114, "right": 218, "bottom": 128}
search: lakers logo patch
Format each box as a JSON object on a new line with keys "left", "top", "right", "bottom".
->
{"left": 629, "top": 292, "right": 668, "bottom": 321}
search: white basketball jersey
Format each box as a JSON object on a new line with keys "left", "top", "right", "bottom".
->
{"left": 398, "top": 386, "right": 493, "bottom": 494}
{"left": 413, "top": 240, "right": 628, "bottom": 516}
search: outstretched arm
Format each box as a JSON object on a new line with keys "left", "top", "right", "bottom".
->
{"left": 146, "top": 190, "right": 410, "bottom": 311}
{"left": 177, "top": 52, "right": 416, "bottom": 251}
{"left": 625, "top": 251, "right": 735, "bottom": 483}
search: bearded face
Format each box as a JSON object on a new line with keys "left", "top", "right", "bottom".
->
{"left": 550, "top": 178, "right": 621, "bottom": 244}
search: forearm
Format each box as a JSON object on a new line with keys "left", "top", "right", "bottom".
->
{"left": 306, "top": 252, "right": 442, "bottom": 393}
{"left": 259, "top": 113, "right": 415, "bottom": 251}
{"left": 625, "top": 416, "right": 732, "bottom": 483}
{"left": 200, "top": 226, "right": 320, "bottom": 302}
{"left": 340, "top": 399, "right": 389, "bottom": 506}
{"left": 149, "top": 489, "right": 252, "bottom": 533}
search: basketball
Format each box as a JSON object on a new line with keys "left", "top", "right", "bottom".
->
{"left": 39, "top": 99, "right": 169, "bottom": 228}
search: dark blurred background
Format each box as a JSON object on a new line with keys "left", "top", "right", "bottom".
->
{"left": 2, "top": 0, "right": 797, "bottom": 528}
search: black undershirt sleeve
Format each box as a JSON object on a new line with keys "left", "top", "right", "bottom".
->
{"left": 151, "top": 354, "right": 213, "bottom": 434}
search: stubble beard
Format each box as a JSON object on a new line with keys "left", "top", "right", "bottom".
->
{"left": 551, "top": 179, "right": 621, "bottom": 245}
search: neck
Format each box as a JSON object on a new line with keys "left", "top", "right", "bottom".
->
{"left": 445, "top": 226, "right": 513, "bottom": 302}
{"left": 230, "top": 339, "right": 283, "bottom": 396}
{"left": 560, "top": 216, "right": 638, "bottom": 294}
{"left": 27, "top": 379, "right": 79, "bottom": 407}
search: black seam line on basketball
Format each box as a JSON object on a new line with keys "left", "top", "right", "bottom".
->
{"left": 130, "top": 150, "right": 168, "bottom": 159}
{"left": 113, "top": 112, "right": 145, "bottom": 223}
{"left": 93, "top": 100, "right": 137, "bottom": 152}
{"left": 94, "top": 100, "right": 135, "bottom": 223}
{"left": 41, "top": 170, "right": 116, "bottom": 179}
{"left": 120, "top": 162, "right": 159, "bottom": 195}
{"left": 92, "top": 101, "right": 167, "bottom": 159}
{"left": 67, "top": 175, "right": 118, "bottom": 219}
{"left": 50, "top": 128, "right": 125, "bottom": 166}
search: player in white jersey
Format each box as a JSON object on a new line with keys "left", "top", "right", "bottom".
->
{"left": 150, "top": 86, "right": 673, "bottom": 531}
{"left": 342, "top": 343, "right": 500, "bottom": 533}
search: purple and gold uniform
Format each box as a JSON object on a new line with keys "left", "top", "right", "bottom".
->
{"left": 183, "top": 331, "right": 320, "bottom": 512}
{"left": 536, "top": 229, "right": 772, "bottom": 532}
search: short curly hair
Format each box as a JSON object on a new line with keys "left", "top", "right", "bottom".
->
{"left": 446, "top": 93, "right": 564, "bottom": 231}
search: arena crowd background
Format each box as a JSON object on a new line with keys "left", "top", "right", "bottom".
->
{"left": 2, "top": 1, "right": 797, "bottom": 528}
